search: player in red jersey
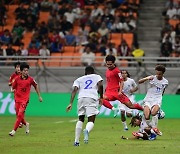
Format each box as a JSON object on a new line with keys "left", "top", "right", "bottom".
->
{"left": 9, "top": 62, "right": 43, "bottom": 136}
{"left": 103, "top": 55, "right": 143, "bottom": 117}
{"left": 9, "top": 62, "right": 24, "bottom": 127}
{"left": 8, "top": 62, "right": 21, "bottom": 87}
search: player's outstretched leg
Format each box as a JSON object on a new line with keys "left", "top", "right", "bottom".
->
{"left": 103, "top": 99, "right": 119, "bottom": 118}
{"left": 125, "top": 101, "right": 143, "bottom": 111}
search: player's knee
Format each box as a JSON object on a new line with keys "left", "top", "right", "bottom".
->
{"left": 17, "top": 112, "right": 24, "bottom": 119}
{"left": 151, "top": 112, "right": 157, "bottom": 116}
{"left": 79, "top": 115, "right": 85, "bottom": 122}
{"left": 121, "top": 110, "right": 125, "bottom": 115}
{"left": 144, "top": 115, "right": 150, "bottom": 120}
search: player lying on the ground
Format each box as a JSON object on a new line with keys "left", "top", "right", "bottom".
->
{"left": 121, "top": 114, "right": 162, "bottom": 141}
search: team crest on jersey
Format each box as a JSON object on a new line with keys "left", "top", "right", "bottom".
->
{"left": 118, "top": 73, "right": 123, "bottom": 79}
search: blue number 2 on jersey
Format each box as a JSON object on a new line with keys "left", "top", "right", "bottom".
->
{"left": 84, "top": 80, "right": 93, "bottom": 89}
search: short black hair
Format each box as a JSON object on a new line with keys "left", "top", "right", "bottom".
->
{"left": 20, "top": 62, "right": 29, "bottom": 71}
{"left": 14, "top": 62, "right": 21, "bottom": 68}
{"left": 85, "top": 66, "right": 94, "bottom": 75}
{"left": 105, "top": 55, "right": 116, "bottom": 63}
{"left": 155, "top": 65, "right": 166, "bottom": 74}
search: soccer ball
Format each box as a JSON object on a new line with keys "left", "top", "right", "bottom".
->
{"left": 158, "top": 109, "right": 165, "bottom": 119}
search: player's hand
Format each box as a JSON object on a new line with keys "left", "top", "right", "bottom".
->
{"left": 66, "top": 104, "right": 72, "bottom": 112}
{"left": 39, "top": 96, "right": 43, "bottom": 102}
{"left": 129, "top": 89, "right": 133, "bottom": 94}
{"left": 147, "top": 75, "right": 154, "bottom": 80}
{"left": 121, "top": 136, "right": 128, "bottom": 140}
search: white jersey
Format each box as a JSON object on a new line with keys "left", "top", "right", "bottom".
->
{"left": 73, "top": 74, "right": 103, "bottom": 100}
{"left": 144, "top": 75, "right": 168, "bottom": 103}
{"left": 122, "top": 77, "right": 137, "bottom": 97}
{"left": 139, "top": 116, "right": 149, "bottom": 133}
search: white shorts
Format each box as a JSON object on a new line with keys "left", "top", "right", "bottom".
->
{"left": 143, "top": 99, "right": 161, "bottom": 110}
{"left": 77, "top": 97, "right": 99, "bottom": 117}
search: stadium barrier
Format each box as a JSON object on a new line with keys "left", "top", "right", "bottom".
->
{"left": 0, "top": 92, "right": 180, "bottom": 118}
{"left": 0, "top": 55, "right": 180, "bottom": 67}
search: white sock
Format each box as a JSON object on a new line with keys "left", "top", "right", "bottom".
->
{"left": 151, "top": 115, "right": 158, "bottom": 128}
{"left": 122, "top": 121, "right": 127, "bottom": 128}
{"left": 85, "top": 122, "right": 94, "bottom": 133}
{"left": 75, "top": 121, "right": 83, "bottom": 143}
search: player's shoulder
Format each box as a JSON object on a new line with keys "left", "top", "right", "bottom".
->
{"left": 162, "top": 77, "right": 168, "bottom": 84}
{"left": 28, "top": 75, "right": 35, "bottom": 81}
{"left": 127, "top": 77, "right": 134, "bottom": 82}
{"left": 114, "top": 67, "right": 120, "bottom": 72}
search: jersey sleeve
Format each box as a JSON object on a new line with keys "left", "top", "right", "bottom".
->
{"left": 72, "top": 79, "right": 79, "bottom": 89}
{"left": 12, "top": 77, "right": 17, "bottom": 89}
{"left": 96, "top": 75, "right": 103, "bottom": 83}
{"left": 116, "top": 69, "right": 123, "bottom": 82}
{"left": 31, "top": 77, "right": 38, "bottom": 88}
{"left": 132, "top": 79, "right": 137, "bottom": 87}
{"left": 9, "top": 74, "right": 15, "bottom": 85}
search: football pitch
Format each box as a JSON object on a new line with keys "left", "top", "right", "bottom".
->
{"left": 0, "top": 116, "right": 180, "bottom": 154}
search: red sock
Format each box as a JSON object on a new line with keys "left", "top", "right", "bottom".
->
{"left": 103, "top": 99, "right": 113, "bottom": 109}
{"left": 133, "top": 104, "right": 143, "bottom": 111}
{"left": 14, "top": 113, "right": 23, "bottom": 131}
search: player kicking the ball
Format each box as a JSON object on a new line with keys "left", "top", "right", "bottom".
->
{"left": 138, "top": 65, "right": 168, "bottom": 131}
{"left": 66, "top": 66, "right": 103, "bottom": 146}
{"left": 102, "top": 55, "right": 143, "bottom": 117}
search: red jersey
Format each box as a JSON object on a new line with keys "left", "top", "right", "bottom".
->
{"left": 9, "top": 72, "right": 20, "bottom": 86}
{"left": 12, "top": 76, "right": 37, "bottom": 103}
{"left": 105, "top": 67, "right": 123, "bottom": 91}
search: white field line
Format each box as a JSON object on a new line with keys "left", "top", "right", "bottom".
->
{"left": 54, "top": 119, "right": 78, "bottom": 124}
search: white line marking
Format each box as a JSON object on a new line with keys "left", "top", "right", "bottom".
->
{"left": 55, "top": 121, "right": 64, "bottom": 123}
{"left": 69, "top": 119, "right": 78, "bottom": 122}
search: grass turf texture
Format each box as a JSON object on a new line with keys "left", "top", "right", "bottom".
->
{"left": 0, "top": 116, "right": 180, "bottom": 154}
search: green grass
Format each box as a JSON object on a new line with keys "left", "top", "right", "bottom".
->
{"left": 0, "top": 116, "right": 180, "bottom": 154}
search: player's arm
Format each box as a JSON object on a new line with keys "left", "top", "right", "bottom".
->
{"left": 66, "top": 86, "right": 78, "bottom": 112}
{"left": 34, "top": 84, "right": 43, "bottom": 102}
{"left": 138, "top": 76, "right": 154, "bottom": 84}
{"left": 130, "top": 81, "right": 138, "bottom": 93}
{"left": 121, "top": 136, "right": 137, "bottom": 140}
{"left": 8, "top": 76, "right": 12, "bottom": 86}
{"left": 97, "top": 80, "right": 103, "bottom": 105}
{"left": 119, "top": 80, "right": 124, "bottom": 95}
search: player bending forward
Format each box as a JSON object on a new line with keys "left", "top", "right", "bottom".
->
{"left": 66, "top": 66, "right": 103, "bottom": 146}
{"left": 122, "top": 114, "right": 162, "bottom": 141}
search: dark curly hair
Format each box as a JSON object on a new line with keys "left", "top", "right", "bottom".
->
{"left": 155, "top": 65, "right": 166, "bottom": 74}
{"left": 129, "top": 114, "right": 142, "bottom": 127}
